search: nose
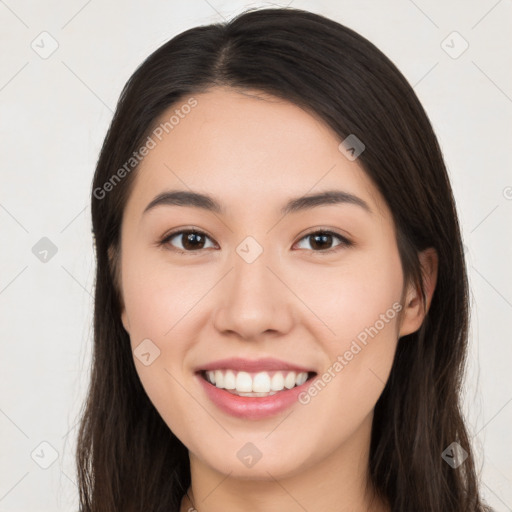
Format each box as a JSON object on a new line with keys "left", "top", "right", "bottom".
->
{"left": 212, "top": 247, "right": 295, "bottom": 341}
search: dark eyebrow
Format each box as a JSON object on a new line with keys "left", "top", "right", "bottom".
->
{"left": 144, "top": 190, "right": 223, "bottom": 215}
{"left": 143, "top": 189, "right": 372, "bottom": 216}
{"left": 280, "top": 190, "right": 372, "bottom": 216}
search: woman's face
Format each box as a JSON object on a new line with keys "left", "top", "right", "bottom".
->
{"left": 118, "top": 86, "right": 425, "bottom": 480}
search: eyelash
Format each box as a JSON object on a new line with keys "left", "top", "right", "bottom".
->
{"left": 158, "top": 228, "right": 353, "bottom": 255}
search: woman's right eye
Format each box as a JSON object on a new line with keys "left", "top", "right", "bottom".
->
{"left": 159, "top": 229, "right": 217, "bottom": 254}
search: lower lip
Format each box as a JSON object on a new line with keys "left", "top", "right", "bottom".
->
{"left": 196, "top": 373, "right": 314, "bottom": 420}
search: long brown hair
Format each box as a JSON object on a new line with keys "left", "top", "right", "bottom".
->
{"left": 78, "top": 7, "right": 491, "bottom": 511}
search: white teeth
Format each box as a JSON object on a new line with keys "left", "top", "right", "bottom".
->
{"left": 214, "top": 370, "right": 224, "bottom": 389}
{"left": 235, "top": 371, "right": 253, "bottom": 392}
{"left": 270, "top": 372, "right": 285, "bottom": 391}
{"left": 223, "top": 370, "right": 236, "bottom": 389}
{"left": 295, "top": 372, "right": 308, "bottom": 386}
{"left": 284, "top": 372, "right": 296, "bottom": 389}
{"left": 252, "top": 372, "right": 271, "bottom": 393}
{"left": 204, "top": 369, "right": 310, "bottom": 394}
{"left": 235, "top": 390, "right": 278, "bottom": 397}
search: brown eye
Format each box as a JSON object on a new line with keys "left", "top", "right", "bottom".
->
{"left": 161, "top": 230, "right": 216, "bottom": 253}
{"left": 295, "top": 230, "right": 352, "bottom": 252}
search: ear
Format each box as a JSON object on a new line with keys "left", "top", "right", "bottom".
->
{"left": 108, "top": 244, "right": 130, "bottom": 334}
{"left": 121, "top": 307, "right": 130, "bottom": 334}
{"left": 398, "top": 247, "right": 438, "bottom": 337}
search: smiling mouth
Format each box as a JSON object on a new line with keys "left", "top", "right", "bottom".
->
{"left": 198, "top": 369, "right": 317, "bottom": 397}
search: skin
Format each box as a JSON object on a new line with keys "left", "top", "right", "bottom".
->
{"left": 117, "top": 86, "right": 438, "bottom": 512}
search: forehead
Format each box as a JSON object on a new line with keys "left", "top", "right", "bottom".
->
{"left": 126, "top": 86, "right": 389, "bottom": 221}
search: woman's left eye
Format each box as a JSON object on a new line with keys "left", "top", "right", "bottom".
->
{"left": 159, "top": 229, "right": 352, "bottom": 254}
{"left": 294, "top": 230, "right": 352, "bottom": 253}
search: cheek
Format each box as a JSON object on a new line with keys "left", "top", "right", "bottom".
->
{"left": 120, "top": 253, "right": 211, "bottom": 409}
{"left": 120, "top": 254, "right": 200, "bottom": 434}
{"left": 294, "top": 248, "right": 403, "bottom": 424}
{"left": 296, "top": 305, "right": 400, "bottom": 451}
{"left": 291, "top": 246, "right": 404, "bottom": 342}
{"left": 121, "top": 248, "right": 207, "bottom": 340}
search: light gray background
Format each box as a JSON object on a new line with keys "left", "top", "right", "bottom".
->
{"left": 1, "top": 1, "right": 511, "bottom": 510}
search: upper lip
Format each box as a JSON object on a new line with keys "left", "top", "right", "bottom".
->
{"left": 196, "top": 357, "right": 315, "bottom": 374}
